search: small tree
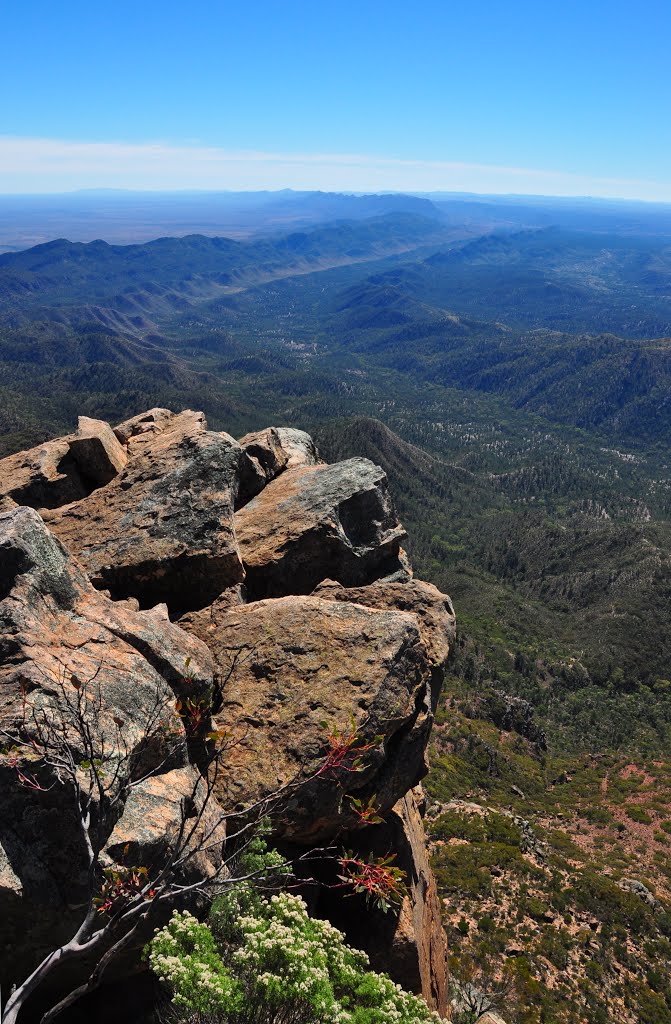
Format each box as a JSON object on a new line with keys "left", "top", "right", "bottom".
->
{"left": 0, "top": 661, "right": 407, "bottom": 1024}
{"left": 449, "top": 951, "right": 517, "bottom": 1023}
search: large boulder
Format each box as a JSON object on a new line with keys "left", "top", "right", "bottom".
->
{"left": 273, "top": 427, "right": 322, "bottom": 469}
{"left": 0, "top": 506, "right": 218, "bottom": 985}
{"left": 236, "top": 427, "right": 290, "bottom": 507}
{"left": 43, "top": 411, "right": 244, "bottom": 614}
{"left": 67, "top": 416, "right": 128, "bottom": 485}
{"left": 112, "top": 408, "right": 176, "bottom": 446}
{"left": 234, "top": 459, "right": 407, "bottom": 600}
{"left": 180, "top": 593, "right": 439, "bottom": 843}
{"left": 0, "top": 435, "right": 87, "bottom": 512}
{"left": 0, "top": 417, "right": 130, "bottom": 515}
{"left": 313, "top": 578, "right": 456, "bottom": 674}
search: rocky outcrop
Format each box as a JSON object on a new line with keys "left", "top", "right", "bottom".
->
{"left": 0, "top": 410, "right": 454, "bottom": 1016}
{"left": 42, "top": 411, "right": 244, "bottom": 613}
{"left": 463, "top": 687, "right": 546, "bottom": 752}
{"left": 273, "top": 427, "right": 322, "bottom": 468}
{"left": 235, "top": 459, "right": 407, "bottom": 599}
{"left": 180, "top": 593, "right": 451, "bottom": 843}
{"left": 67, "top": 416, "right": 128, "bottom": 485}
{"left": 364, "top": 790, "right": 448, "bottom": 1013}
{"left": 236, "top": 427, "right": 290, "bottom": 505}
{"left": 0, "top": 416, "right": 131, "bottom": 514}
{"left": 313, "top": 578, "right": 456, "bottom": 672}
{"left": 0, "top": 505, "right": 219, "bottom": 985}
{"left": 112, "top": 407, "right": 176, "bottom": 446}
{"left": 390, "top": 790, "right": 449, "bottom": 1014}
{"left": 618, "top": 878, "right": 663, "bottom": 912}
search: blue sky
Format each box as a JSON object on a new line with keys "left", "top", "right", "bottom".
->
{"left": 2, "top": 0, "right": 670, "bottom": 199}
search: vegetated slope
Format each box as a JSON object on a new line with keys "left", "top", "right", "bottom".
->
{"left": 425, "top": 696, "right": 671, "bottom": 1024}
{"left": 329, "top": 243, "right": 671, "bottom": 441}
{"left": 0, "top": 212, "right": 443, "bottom": 310}
{"left": 317, "top": 417, "right": 671, "bottom": 1023}
{"left": 410, "top": 226, "right": 671, "bottom": 337}
{"left": 0, "top": 213, "right": 448, "bottom": 452}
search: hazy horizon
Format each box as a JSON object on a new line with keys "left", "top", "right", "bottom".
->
{"left": 3, "top": 0, "right": 670, "bottom": 203}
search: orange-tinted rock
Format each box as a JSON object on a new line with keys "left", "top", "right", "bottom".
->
{"left": 113, "top": 407, "right": 176, "bottom": 445}
{"left": 68, "top": 415, "right": 127, "bottom": 485}
{"left": 0, "top": 411, "right": 453, "bottom": 1014}
{"left": 0, "top": 418, "right": 126, "bottom": 515}
{"left": 181, "top": 594, "right": 435, "bottom": 842}
{"left": 316, "top": 788, "right": 448, "bottom": 1015}
{"left": 234, "top": 459, "right": 407, "bottom": 600}
{"left": 104, "top": 768, "right": 226, "bottom": 884}
{"left": 313, "top": 577, "right": 456, "bottom": 672}
{"left": 0, "top": 506, "right": 217, "bottom": 985}
{"left": 274, "top": 427, "right": 322, "bottom": 468}
{"left": 43, "top": 411, "right": 244, "bottom": 613}
{"left": 236, "top": 427, "right": 290, "bottom": 507}
{"left": 0, "top": 435, "right": 87, "bottom": 512}
{"left": 382, "top": 790, "right": 449, "bottom": 1014}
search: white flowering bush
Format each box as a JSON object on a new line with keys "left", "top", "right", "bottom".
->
{"left": 149, "top": 911, "right": 241, "bottom": 1018}
{"left": 149, "top": 893, "right": 443, "bottom": 1024}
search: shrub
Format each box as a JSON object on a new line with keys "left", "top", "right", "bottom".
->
{"left": 626, "top": 806, "right": 653, "bottom": 825}
{"left": 150, "top": 893, "right": 442, "bottom": 1024}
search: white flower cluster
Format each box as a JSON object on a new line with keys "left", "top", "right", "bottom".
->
{"left": 149, "top": 911, "right": 238, "bottom": 1014}
{"left": 150, "top": 895, "right": 444, "bottom": 1024}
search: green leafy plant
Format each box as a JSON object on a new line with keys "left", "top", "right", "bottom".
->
{"left": 150, "top": 893, "right": 442, "bottom": 1024}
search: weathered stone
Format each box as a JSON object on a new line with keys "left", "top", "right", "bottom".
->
{"left": 113, "top": 408, "right": 176, "bottom": 446}
{"left": 313, "top": 578, "right": 456, "bottom": 673}
{"left": 0, "top": 840, "right": 22, "bottom": 899}
{"left": 0, "top": 412, "right": 454, "bottom": 1015}
{"left": 312, "top": 788, "right": 447, "bottom": 1015}
{"left": 104, "top": 768, "right": 226, "bottom": 884}
{"left": 43, "top": 411, "right": 244, "bottom": 613}
{"left": 463, "top": 687, "right": 547, "bottom": 752}
{"left": 0, "top": 435, "right": 88, "bottom": 512}
{"left": 236, "top": 427, "right": 288, "bottom": 508}
{"left": 181, "top": 594, "right": 435, "bottom": 843}
{"left": 234, "top": 459, "right": 407, "bottom": 599}
{"left": 0, "top": 506, "right": 216, "bottom": 986}
{"left": 618, "top": 878, "right": 662, "bottom": 912}
{"left": 274, "top": 427, "right": 322, "bottom": 468}
{"left": 390, "top": 790, "right": 449, "bottom": 1015}
{"left": 358, "top": 790, "right": 448, "bottom": 1014}
{"left": 68, "top": 416, "right": 128, "bottom": 485}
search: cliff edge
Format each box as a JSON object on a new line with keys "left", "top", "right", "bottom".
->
{"left": 0, "top": 410, "right": 455, "bottom": 1017}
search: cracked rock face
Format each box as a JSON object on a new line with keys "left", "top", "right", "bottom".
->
{"left": 42, "top": 411, "right": 244, "bottom": 614}
{"left": 0, "top": 506, "right": 218, "bottom": 984}
{"left": 180, "top": 594, "right": 435, "bottom": 843}
{"left": 0, "top": 436, "right": 89, "bottom": 513}
{"left": 0, "top": 410, "right": 453, "bottom": 1014}
{"left": 313, "top": 577, "right": 456, "bottom": 672}
{"left": 317, "top": 788, "right": 448, "bottom": 1016}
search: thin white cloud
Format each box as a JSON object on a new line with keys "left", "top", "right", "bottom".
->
{"left": 0, "top": 136, "right": 670, "bottom": 202}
